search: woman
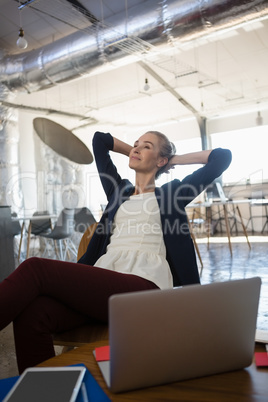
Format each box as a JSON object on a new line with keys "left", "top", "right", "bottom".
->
{"left": 0, "top": 130, "right": 231, "bottom": 373}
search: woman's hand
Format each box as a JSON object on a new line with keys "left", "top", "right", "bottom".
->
{"left": 163, "top": 156, "right": 176, "bottom": 174}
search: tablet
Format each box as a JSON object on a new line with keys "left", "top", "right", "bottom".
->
{"left": 3, "top": 366, "right": 86, "bottom": 402}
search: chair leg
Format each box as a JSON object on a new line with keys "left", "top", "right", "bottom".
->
{"left": 206, "top": 206, "right": 212, "bottom": 250}
{"left": 53, "top": 239, "right": 61, "bottom": 259}
{"left": 26, "top": 221, "right": 32, "bottom": 259}
{"left": 191, "top": 231, "right": 203, "bottom": 269}
{"left": 62, "top": 239, "right": 69, "bottom": 260}
{"left": 223, "top": 204, "right": 232, "bottom": 257}
{"left": 236, "top": 206, "right": 251, "bottom": 250}
{"left": 66, "top": 239, "right": 78, "bottom": 258}
{"left": 18, "top": 221, "right": 25, "bottom": 262}
{"left": 41, "top": 239, "right": 57, "bottom": 259}
{"left": 261, "top": 204, "right": 268, "bottom": 233}
{"left": 187, "top": 216, "right": 203, "bottom": 269}
{"left": 62, "top": 239, "right": 78, "bottom": 261}
{"left": 41, "top": 239, "right": 50, "bottom": 258}
{"left": 41, "top": 238, "right": 77, "bottom": 261}
{"left": 58, "top": 239, "right": 64, "bottom": 260}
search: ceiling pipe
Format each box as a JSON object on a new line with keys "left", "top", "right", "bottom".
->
{"left": 0, "top": 100, "right": 97, "bottom": 122}
{"left": 0, "top": 0, "right": 267, "bottom": 94}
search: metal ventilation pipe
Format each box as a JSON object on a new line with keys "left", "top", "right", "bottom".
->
{"left": 0, "top": 0, "right": 267, "bottom": 94}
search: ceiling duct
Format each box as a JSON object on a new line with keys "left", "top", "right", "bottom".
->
{"left": 0, "top": 0, "right": 267, "bottom": 94}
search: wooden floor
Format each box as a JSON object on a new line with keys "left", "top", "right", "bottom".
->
{"left": 196, "top": 235, "right": 268, "bottom": 331}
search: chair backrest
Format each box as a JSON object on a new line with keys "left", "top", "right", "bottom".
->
{"left": 31, "top": 211, "right": 52, "bottom": 235}
{"left": 77, "top": 222, "right": 98, "bottom": 261}
{"left": 48, "top": 208, "right": 75, "bottom": 239}
{"left": 74, "top": 207, "right": 96, "bottom": 233}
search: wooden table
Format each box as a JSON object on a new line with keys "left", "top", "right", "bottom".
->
{"left": 38, "top": 341, "right": 268, "bottom": 401}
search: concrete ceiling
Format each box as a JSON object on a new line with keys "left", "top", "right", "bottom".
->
{"left": 1, "top": 0, "right": 268, "bottom": 130}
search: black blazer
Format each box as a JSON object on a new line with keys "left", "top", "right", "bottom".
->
{"left": 78, "top": 132, "right": 232, "bottom": 287}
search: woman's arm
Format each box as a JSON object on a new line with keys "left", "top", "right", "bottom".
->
{"left": 93, "top": 131, "right": 124, "bottom": 199}
{"left": 112, "top": 137, "right": 132, "bottom": 156}
{"left": 169, "top": 150, "right": 212, "bottom": 166}
{"left": 176, "top": 148, "right": 232, "bottom": 206}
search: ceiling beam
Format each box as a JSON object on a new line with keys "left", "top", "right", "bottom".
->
{"left": 138, "top": 61, "right": 198, "bottom": 116}
{"left": 0, "top": 100, "right": 97, "bottom": 123}
{"left": 138, "top": 61, "right": 210, "bottom": 149}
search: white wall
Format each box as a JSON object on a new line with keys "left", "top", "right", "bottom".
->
{"left": 207, "top": 108, "right": 268, "bottom": 134}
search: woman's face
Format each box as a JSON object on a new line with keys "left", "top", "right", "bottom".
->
{"left": 129, "top": 132, "right": 167, "bottom": 175}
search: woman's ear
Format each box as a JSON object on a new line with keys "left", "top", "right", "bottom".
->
{"left": 157, "top": 157, "right": 168, "bottom": 168}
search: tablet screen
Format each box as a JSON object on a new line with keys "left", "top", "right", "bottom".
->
{"left": 3, "top": 367, "right": 86, "bottom": 402}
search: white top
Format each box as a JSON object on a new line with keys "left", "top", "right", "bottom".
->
{"left": 94, "top": 192, "right": 173, "bottom": 289}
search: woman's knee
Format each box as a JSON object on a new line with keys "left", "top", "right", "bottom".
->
{"left": 13, "top": 296, "right": 52, "bottom": 333}
{"left": 13, "top": 295, "right": 89, "bottom": 335}
{"left": 19, "top": 256, "right": 40, "bottom": 267}
{"left": 15, "top": 256, "right": 41, "bottom": 275}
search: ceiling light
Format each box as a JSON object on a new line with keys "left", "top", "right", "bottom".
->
{"left": 17, "top": 28, "right": 28, "bottom": 49}
{"left": 144, "top": 78, "right": 150, "bottom": 91}
{"left": 256, "top": 111, "right": 263, "bottom": 126}
{"left": 17, "top": 1, "right": 28, "bottom": 50}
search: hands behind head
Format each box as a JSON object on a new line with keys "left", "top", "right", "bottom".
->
{"left": 163, "top": 156, "right": 175, "bottom": 174}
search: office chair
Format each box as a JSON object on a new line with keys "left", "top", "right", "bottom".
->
{"left": 74, "top": 207, "right": 96, "bottom": 233}
{"left": 53, "top": 222, "right": 109, "bottom": 351}
{"left": 26, "top": 211, "right": 53, "bottom": 258}
{"left": 40, "top": 208, "right": 76, "bottom": 260}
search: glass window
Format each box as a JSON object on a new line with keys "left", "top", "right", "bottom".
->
{"left": 210, "top": 125, "right": 268, "bottom": 185}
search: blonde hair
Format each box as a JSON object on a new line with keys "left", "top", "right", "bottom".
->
{"left": 146, "top": 131, "right": 176, "bottom": 179}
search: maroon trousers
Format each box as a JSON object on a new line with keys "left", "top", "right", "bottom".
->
{"left": 0, "top": 257, "right": 158, "bottom": 373}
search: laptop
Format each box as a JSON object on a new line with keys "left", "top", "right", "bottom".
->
{"left": 94, "top": 277, "right": 261, "bottom": 393}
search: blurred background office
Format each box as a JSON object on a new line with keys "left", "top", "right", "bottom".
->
{"left": 0, "top": 0, "right": 268, "bottom": 380}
